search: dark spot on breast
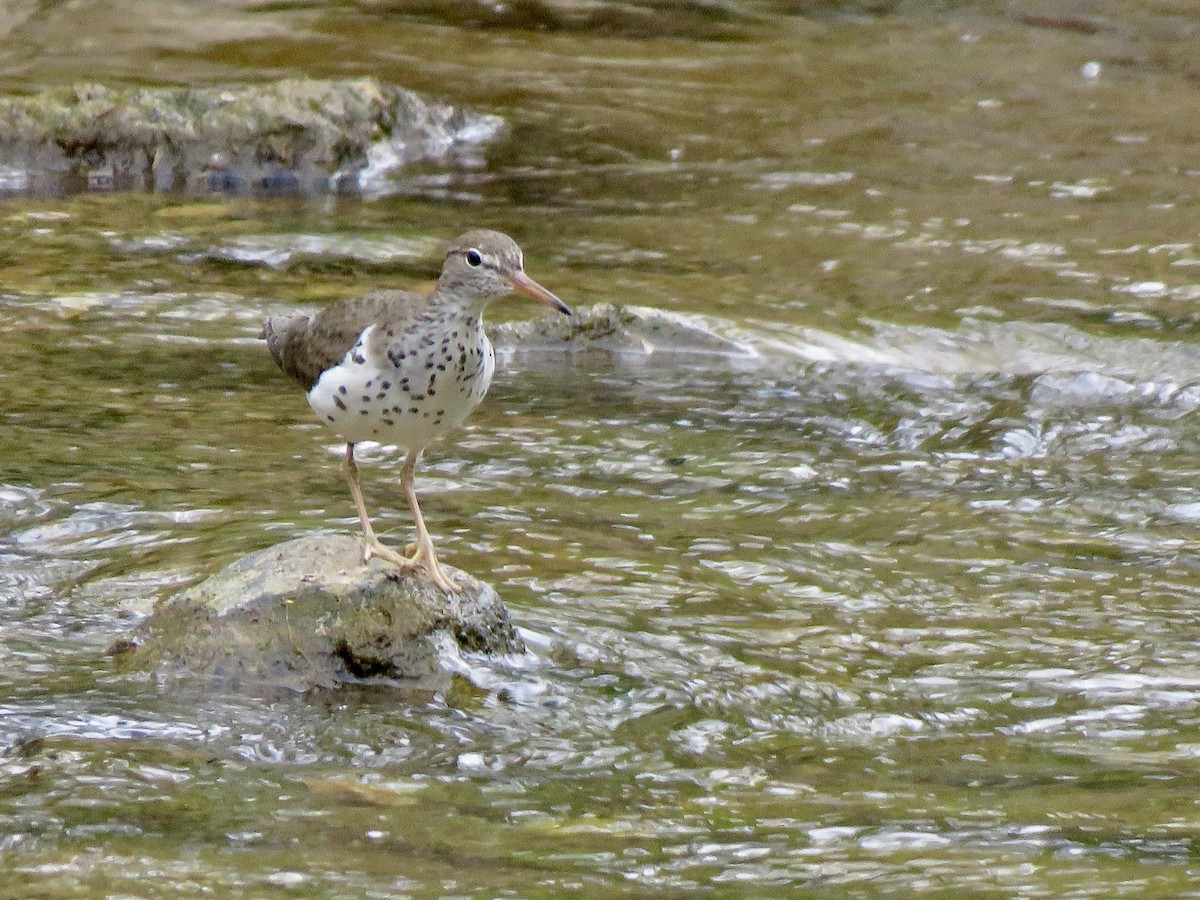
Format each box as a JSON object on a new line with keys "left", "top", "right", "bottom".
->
{"left": 459, "top": 352, "right": 467, "bottom": 365}
{"left": 428, "top": 388, "right": 436, "bottom": 396}
{"left": 377, "top": 392, "right": 386, "bottom": 400}
{"left": 436, "top": 364, "right": 446, "bottom": 371}
{"left": 352, "top": 353, "right": 365, "bottom": 365}
{"left": 365, "top": 379, "right": 374, "bottom": 388}
{"left": 334, "top": 396, "right": 347, "bottom": 410}
{"left": 409, "top": 406, "right": 419, "bottom": 413}
{"left": 381, "top": 381, "right": 391, "bottom": 389}
{"left": 361, "top": 395, "right": 371, "bottom": 402}
{"left": 326, "top": 415, "right": 335, "bottom": 422}
{"left": 401, "top": 384, "right": 410, "bottom": 393}
{"left": 383, "top": 418, "right": 395, "bottom": 426}
{"left": 436, "top": 409, "right": 445, "bottom": 416}
{"left": 360, "top": 409, "right": 369, "bottom": 415}
{"left": 413, "top": 394, "right": 425, "bottom": 401}
{"left": 338, "top": 385, "right": 347, "bottom": 395}
{"left": 386, "top": 329, "right": 395, "bottom": 337}
{"left": 425, "top": 361, "right": 434, "bottom": 369}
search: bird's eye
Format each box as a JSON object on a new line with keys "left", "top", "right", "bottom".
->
{"left": 465, "top": 250, "right": 482, "bottom": 267}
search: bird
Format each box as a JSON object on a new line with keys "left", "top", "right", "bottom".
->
{"left": 263, "top": 229, "right": 571, "bottom": 592}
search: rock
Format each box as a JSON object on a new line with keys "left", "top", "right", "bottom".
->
{"left": 119, "top": 534, "right": 523, "bottom": 692}
{"left": 491, "top": 303, "right": 758, "bottom": 359}
{"left": 0, "top": 78, "right": 504, "bottom": 196}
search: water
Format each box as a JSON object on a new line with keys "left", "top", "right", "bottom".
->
{"left": 4, "top": 2, "right": 1200, "bottom": 896}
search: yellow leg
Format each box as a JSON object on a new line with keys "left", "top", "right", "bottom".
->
{"left": 400, "top": 449, "right": 460, "bottom": 593}
{"left": 344, "top": 442, "right": 413, "bottom": 569}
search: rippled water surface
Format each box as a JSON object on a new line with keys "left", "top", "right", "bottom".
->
{"left": 5, "top": 2, "right": 1200, "bottom": 896}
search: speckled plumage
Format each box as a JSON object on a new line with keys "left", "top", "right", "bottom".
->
{"left": 279, "top": 296, "right": 495, "bottom": 448}
{"left": 263, "top": 229, "right": 570, "bottom": 592}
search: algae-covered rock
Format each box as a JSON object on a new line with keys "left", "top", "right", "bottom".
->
{"left": 0, "top": 78, "right": 503, "bottom": 196}
{"left": 122, "top": 534, "right": 523, "bottom": 692}
{"left": 492, "top": 303, "right": 759, "bottom": 358}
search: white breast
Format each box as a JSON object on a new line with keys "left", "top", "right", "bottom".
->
{"left": 307, "top": 324, "right": 494, "bottom": 449}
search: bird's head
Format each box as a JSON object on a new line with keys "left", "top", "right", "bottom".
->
{"left": 438, "top": 229, "right": 571, "bottom": 315}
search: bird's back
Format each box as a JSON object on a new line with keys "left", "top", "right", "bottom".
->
{"left": 263, "top": 290, "right": 425, "bottom": 391}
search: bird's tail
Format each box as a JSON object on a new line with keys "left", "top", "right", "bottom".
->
{"left": 262, "top": 315, "right": 304, "bottom": 370}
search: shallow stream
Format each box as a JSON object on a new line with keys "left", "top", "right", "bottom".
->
{"left": 4, "top": 2, "right": 1200, "bottom": 896}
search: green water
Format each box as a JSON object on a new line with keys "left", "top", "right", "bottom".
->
{"left": 5, "top": 1, "right": 1200, "bottom": 896}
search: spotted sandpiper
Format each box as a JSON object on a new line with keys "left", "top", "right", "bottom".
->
{"left": 263, "top": 230, "right": 570, "bottom": 592}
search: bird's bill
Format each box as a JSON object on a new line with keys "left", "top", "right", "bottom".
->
{"left": 507, "top": 270, "right": 572, "bottom": 315}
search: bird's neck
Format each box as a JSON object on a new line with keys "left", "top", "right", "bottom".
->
{"left": 426, "top": 283, "right": 489, "bottom": 323}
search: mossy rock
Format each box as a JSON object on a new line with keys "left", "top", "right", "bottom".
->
{"left": 0, "top": 78, "right": 503, "bottom": 195}
{"left": 491, "top": 302, "right": 758, "bottom": 358}
{"left": 119, "top": 534, "right": 523, "bottom": 692}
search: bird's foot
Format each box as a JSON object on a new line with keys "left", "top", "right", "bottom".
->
{"left": 362, "top": 537, "right": 460, "bottom": 593}
{"left": 423, "top": 561, "right": 461, "bottom": 594}
{"left": 406, "top": 536, "right": 461, "bottom": 593}
{"left": 362, "top": 537, "right": 418, "bottom": 570}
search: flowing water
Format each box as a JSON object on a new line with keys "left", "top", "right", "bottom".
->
{"left": 4, "top": 1, "right": 1200, "bottom": 896}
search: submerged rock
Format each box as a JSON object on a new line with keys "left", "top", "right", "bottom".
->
{"left": 491, "top": 303, "right": 758, "bottom": 358}
{"left": 0, "top": 78, "right": 503, "bottom": 196}
{"left": 121, "top": 534, "right": 523, "bottom": 692}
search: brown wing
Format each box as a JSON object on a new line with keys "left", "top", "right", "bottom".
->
{"left": 262, "top": 291, "right": 424, "bottom": 391}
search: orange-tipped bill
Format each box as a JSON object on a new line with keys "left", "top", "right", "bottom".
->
{"left": 508, "top": 270, "right": 571, "bottom": 315}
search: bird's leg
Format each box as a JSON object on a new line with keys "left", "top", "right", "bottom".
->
{"left": 344, "top": 442, "right": 412, "bottom": 568}
{"left": 400, "top": 449, "right": 460, "bottom": 593}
